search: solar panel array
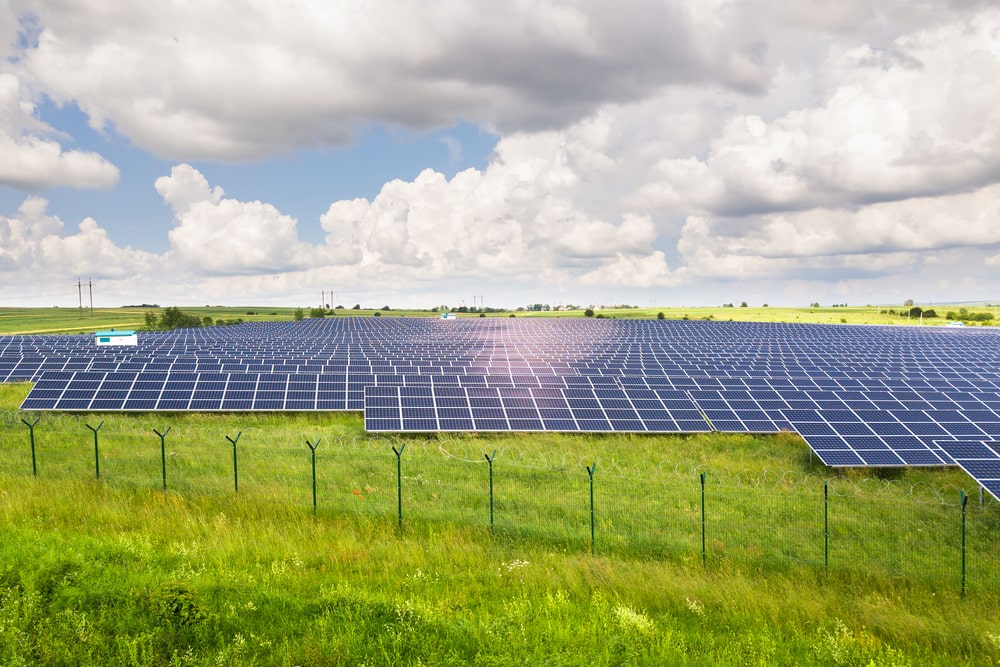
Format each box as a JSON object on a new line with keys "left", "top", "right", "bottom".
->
{"left": 4, "top": 317, "right": 1000, "bottom": 490}
{"left": 937, "top": 440, "right": 1000, "bottom": 500}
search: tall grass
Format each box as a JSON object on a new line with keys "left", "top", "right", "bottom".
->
{"left": 1, "top": 381, "right": 999, "bottom": 665}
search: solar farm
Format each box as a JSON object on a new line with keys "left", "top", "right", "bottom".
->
{"left": 3, "top": 316, "right": 1000, "bottom": 495}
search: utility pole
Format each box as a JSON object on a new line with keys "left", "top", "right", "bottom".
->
{"left": 76, "top": 278, "right": 83, "bottom": 319}
{"left": 88, "top": 277, "right": 94, "bottom": 317}
{"left": 321, "top": 290, "right": 325, "bottom": 309}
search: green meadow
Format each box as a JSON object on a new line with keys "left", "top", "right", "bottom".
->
{"left": 2, "top": 302, "right": 998, "bottom": 334}
{"left": 2, "top": 371, "right": 1000, "bottom": 665}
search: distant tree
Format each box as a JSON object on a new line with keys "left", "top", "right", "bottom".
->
{"left": 430, "top": 306, "right": 439, "bottom": 312}
{"left": 584, "top": 308, "right": 595, "bottom": 318}
{"left": 740, "top": 301, "right": 748, "bottom": 308}
{"left": 509, "top": 314, "right": 516, "bottom": 318}
{"left": 722, "top": 303, "right": 734, "bottom": 308}
{"left": 202, "top": 316, "right": 214, "bottom": 327}
{"left": 143, "top": 311, "right": 158, "bottom": 329}
{"left": 352, "top": 304, "right": 361, "bottom": 310}
{"left": 922, "top": 309, "right": 938, "bottom": 318}
{"left": 382, "top": 305, "right": 391, "bottom": 311}
{"left": 309, "top": 307, "right": 326, "bottom": 318}
{"left": 158, "top": 306, "right": 203, "bottom": 330}
{"left": 478, "top": 312, "right": 486, "bottom": 318}
{"left": 373, "top": 311, "right": 381, "bottom": 317}
{"left": 657, "top": 312, "right": 665, "bottom": 320}
{"left": 762, "top": 303, "right": 769, "bottom": 308}
{"left": 335, "top": 305, "right": 344, "bottom": 310}
{"left": 293, "top": 308, "right": 305, "bottom": 321}
{"left": 457, "top": 305, "right": 469, "bottom": 313}
{"left": 903, "top": 299, "right": 914, "bottom": 307}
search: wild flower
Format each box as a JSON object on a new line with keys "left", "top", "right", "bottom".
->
{"left": 685, "top": 597, "right": 705, "bottom": 617}
{"left": 497, "top": 559, "right": 530, "bottom": 574}
{"left": 613, "top": 604, "right": 656, "bottom": 635}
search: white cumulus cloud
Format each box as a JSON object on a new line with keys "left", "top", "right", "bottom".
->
{"left": 156, "top": 164, "right": 315, "bottom": 275}
{"left": 319, "top": 117, "right": 670, "bottom": 288}
{"left": 18, "top": 0, "right": 773, "bottom": 161}
{"left": 0, "top": 73, "right": 119, "bottom": 190}
{"left": 632, "top": 10, "right": 1000, "bottom": 217}
{"left": 0, "top": 197, "right": 155, "bottom": 279}
{"left": 676, "top": 183, "right": 1000, "bottom": 280}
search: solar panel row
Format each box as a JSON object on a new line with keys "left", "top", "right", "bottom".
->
{"left": 5, "top": 319, "right": 1000, "bottom": 492}
{"left": 936, "top": 440, "right": 1000, "bottom": 500}
{"left": 363, "top": 385, "right": 712, "bottom": 433}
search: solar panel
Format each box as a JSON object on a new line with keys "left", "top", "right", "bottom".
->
{"left": 364, "top": 384, "right": 712, "bottom": 433}
{"left": 936, "top": 440, "right": 1000, "bottom": 501}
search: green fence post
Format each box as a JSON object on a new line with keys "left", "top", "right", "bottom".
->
{"left": 153, "top": 427, "right": 170, "bottom": 490}
{"left": 86, "top": 421, "right": 104, "bottom": 480}
{"left": 306, "top": 439, "right": 321, "bottom": 515}
{"left": 226, "top": 432, "right": 241, "bottom": 493}
{"left": 960, "top": 489, "right": 968, "bottom": 599}
{"left": 700, "top": 471, "right": 707, "bottom": 567}
{"left": 485, "top": 450, "right": 497, "bottom": 532}
{"left": 21, "top": 417, "right": 39, "bottom": 476}
{"left": 824, "top": 479, "right": 829, "bottom": 574}
{"left": 586, "top": 462, "right": 597, "bottom": 553}
{"left": 393, "top": 445, "right": 405, "bottom": 529}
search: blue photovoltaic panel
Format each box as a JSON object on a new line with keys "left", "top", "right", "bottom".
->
{"left": 364, "top": 384, "right": 711, "bottom": 433}
{"left": 936, "top": 440, "right": 1000, "bottom": 501}
{"left": 780, "top": 408, "right": 955, "bottom": 467}
{"left": 7, "top": 318, "right": 1000, "bottom": 462}
{"left": 688, "top": 389, "right": 786, "bottom": 433}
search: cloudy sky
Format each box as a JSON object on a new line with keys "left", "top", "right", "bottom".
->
{"left": 1, "top": 1, "right": 999, "bottom": 309}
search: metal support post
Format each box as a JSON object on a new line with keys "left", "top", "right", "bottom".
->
{"left": 86, "top": 421, "right": 104, "bottom": 479}
{"left": 306, "top": 439, "right": 321, "bottom": 514}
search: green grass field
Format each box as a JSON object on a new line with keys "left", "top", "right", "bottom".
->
{"left": 2, "top": 371, "right": 1000, "bottom": 665}
{"left": 2, "top": 303, "right": 998, "bottom": 334}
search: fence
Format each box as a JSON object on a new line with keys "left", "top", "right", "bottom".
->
{"left": 1, "top": 411, "right": 999, "bottom": 597}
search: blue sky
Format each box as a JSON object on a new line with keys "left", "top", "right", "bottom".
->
{"left": 2, "top": 2, "right": 1000, "bottom": 309}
